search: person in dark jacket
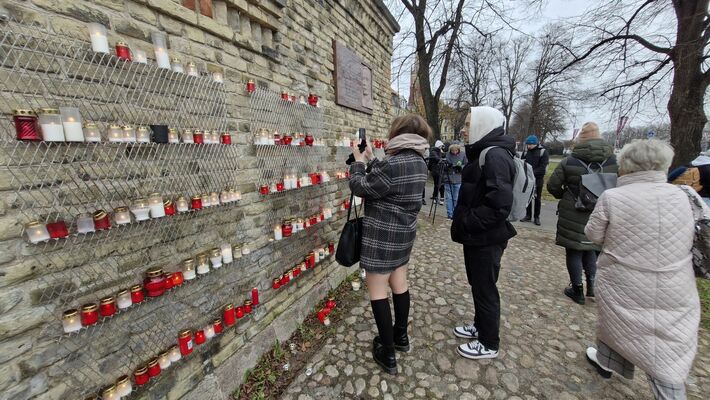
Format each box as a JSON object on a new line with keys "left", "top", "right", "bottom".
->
{"left": 441, "top": 144, "right": 468, "bottom": 219}
{"left": 547, "top": 122, "right": 618, "bottom": 305}
{"left": 669, "top": 150, "right": 710, "bottom": 207}
{"left": 451, "top": 106, "right": 517, "bottom": 360}
{"left": 429, "top": 141, "right": 445, "bottom": 204}
{"left": 350, "top": 114, "right": 429, "bottom": 375}
{"left": 520, "top": 135, "right": 549, "bottom": 225}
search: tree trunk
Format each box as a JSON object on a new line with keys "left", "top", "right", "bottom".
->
{"left": 668, "top": 0, "right": 709, "bottom": 168}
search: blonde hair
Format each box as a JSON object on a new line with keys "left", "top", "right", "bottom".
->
{"left": 388, "top": 114, "right": 432, "bottom": 140}
{"left": 618, "top": 139, "right": 674, "bottom": 174}
{"left": 577, "top": 122, "right": 601, "bottom": 142}
{"left": 449, "top": 144, "right": 461, "bottom": 153}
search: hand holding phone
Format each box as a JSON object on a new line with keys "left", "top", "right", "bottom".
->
{"left": 357, "top": 128, "right": 367, "bottom": 152}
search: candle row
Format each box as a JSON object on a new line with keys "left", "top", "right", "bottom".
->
{"left": 317, "top": 297, "right": 338, "bottom": 326}
{"left": 253, "top": 129, "right": 323, "bottom": 146}
{"left": 61, "top": 243, "right": 250, "bottom": 334}
{"left": 86, "top": 23, "right": 224, "bottom": 83}
{"left": 273, "top": 211, "right": 334, "bottom": 241}
{"left": 258, "top": 171, "right": 339, "bottom": 195}
{"left": 272, "top": 244, "right": 335, "bottom": 290}
{"left": 24, "top": 190, "right": 241, "bottom": 244}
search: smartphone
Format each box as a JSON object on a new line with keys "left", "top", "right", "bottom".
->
{"left": 357, "top": 128, "right": 366, "bottom": 151}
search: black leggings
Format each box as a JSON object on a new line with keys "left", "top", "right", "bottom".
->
{"left": 565, "top": 249, "right": 597, "bottom": 285}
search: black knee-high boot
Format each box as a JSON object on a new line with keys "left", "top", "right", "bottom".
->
{"left": 370, "top": 299, "right": 397, "bottom": 374}
{"left": 392, "top": 291, "right": 411, "bottom": 352}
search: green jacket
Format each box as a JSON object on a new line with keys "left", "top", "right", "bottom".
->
{"left": 547, "top": 139, "right": 618, "bottom": 251}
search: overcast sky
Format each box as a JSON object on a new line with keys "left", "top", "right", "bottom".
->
{"left": 387, "top": 0, "right": 673, "bottom": 137}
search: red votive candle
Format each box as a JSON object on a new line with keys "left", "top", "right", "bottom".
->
{"left": 163, "top": 274, "right": 175, "bottom": 290}
{"left": 310, "top": 216, "right": 318, "bottom": 226}
{"left": 246, "top": 80, "right": 256, "bottom": 94}
{"left": 134, "top": 366, "right": 149, "bottom": 386}
{"left": 115, "top": 41, "right": 131, "bottom": 61}
{"left": 259, "top": 185, "right": 269, "bottom": 195}
{"left": 235, "top": 306, "right": 244, "bottom": 319}
{"left": 213, "top": 318, "right": 223, "bottom": 334}
{"left": 272, "top": 278, "right": 281, "bottom": 290}
{"left": 328, "top": 242, "right": 335, "bottom": 254}
{"left": 309, "top": 252, "right": 316, "bottom": 267}
{"left": 178, "top": 330, "right": 193, "bottom": 356}
{"left": 251, "top": 287, "right": 259, "bottom": 306}
{"left": 193, "top": 130, "right": 204, "bottom": 144}
{"left": 143, "top": 267, "right": 166, "bottom": 297}
{"left": 191, "top": 195, "right": 202, "bottom": 210}
{"left": 325, "top": 298, "right": 337, "bottom": 311}
{"left": 130, "top": 284, "right": 145, "bottom": 304}
{"left": 147, "top": 358, "right": 161, "bottom": 377}
{"left": 194, "top": 329, "right": 206, "bottom": 345}
{"left": 305, "top": 134, "right": 314, "bottom": 146}
{"left": 282, "top": 135, "right": 292, "bottom": 145}
{"left": 80, "top": 303, "right": 99, "bottom": 326}
{"left": 276, "top": 181, "right": 284, "bottom": 192}
{"left": 93, "top": 210, "right": 111, "bottom": 230}
{"left": 171, "top": 271, "right": 184, "bottom": 287}
{"left": 99, "top": 296, "right": 117, "bottom": 317}
{"left": 221, "top": 133, "right": 231, "bottom": 144}
{"left": 13, "top": 109, "right": 41, "bottom": 141}
{"left": 281, "top": 91, "right": 289, "bottom": 100}
{"left": 223, "top": 304, "right": 236, "bottom": 326}
{"left": 244, "top": 300, "right": 253, "bottom": 314}
{"left": 46, "top": 221, "right": 69, "bottom": 239}
{"left": 163, "top": 200, "right": 176, "bottom": 216}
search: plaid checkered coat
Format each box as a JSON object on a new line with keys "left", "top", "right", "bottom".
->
{"left": 349, "top": 149, "right": 427, "bottom": 273}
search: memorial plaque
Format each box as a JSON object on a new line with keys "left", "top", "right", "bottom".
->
{"left": 333, "top": 41, "right": 373, "bottom": 114}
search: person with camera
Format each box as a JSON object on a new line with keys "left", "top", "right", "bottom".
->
{"left": 520, "top": 135, "right": 549, "bottom": 226}
{"left": 348, "top": 114, "right": 429, "bottom": 375}
{"left": 441, "top": 143, "right": 467, "bottom": 219}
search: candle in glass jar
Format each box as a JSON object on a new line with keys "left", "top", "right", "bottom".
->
{"left": 130, "top": 284, "right": 145, "bottom": 304}
{"left": 182, "top": 129, "right": 194, "bottom": 144}
{"left": 196, "top": 254, "right": 209, "bottom": 275}
{"left": 116, "top": 289, "right": 132, "bottom": 310}
{"left": 178, "top": 329, "right": 193, "bottom": 356}
{"left": 115, "top": 375, "right": 132, "bottom": 397}
{"left": 251, "top": 287, "right": 259, "bottom": 306}
{"left": 80, "top": 303, "right": 99, "bottom": 326}
{"left": 168, "top": 128, "right": 179, "bottom": 143}
{"left": 87, "top": 23, "right": 109, "bottom": 53}
{"left": 212, "top": 71, "right": 224, "bottom": 83}
{"left": 82, "top": 122, "right": 100, "bottom": 142}
{"left": 164, "top": 199, "right": 176, "bottom": 216}
{"left": 224, "top": 303, "right": 236, "bottom": 326}
{"left": 101, "top": 385, "right": 118, "bottom": 400}
{"left": 134, "top": 365, "right": 149, "bottom": 386}
{"left": 107, "top": 124, "right": 122, "bottom": 143}
{"left": 220, "top": 190, "right": 230, "bottom": 204}
{"left": 122, "top": 125, "right": 136, "bottom": 143}
{"left": 210, "top": 192, "right": 220, "bottom": 206}
{"left": 151, "top": 32, "right": 170, "bottom": 69}
{"left": 148, "top": 193, "right": 166, "bottom": 218}
{"left": 46, "top": 221, "right": 69, "bottom": 239}
{"left": 233, "top": 245, "right": 242, "bottom": 259}
{"left": 168, "top": 345, "right": 181, "bottom": 362}
{"left": 201, "top": 193, "right": 211, "bottom": 207}
{"left": 214, "top": 318, "right": 223, "bottom": 334}
{"left": 93, "top": 210, "right": 111, "bottom": 230}
{"left": 115, "top": 41, "right": 131, "bottom": 61}
{"left": 209, "top": 248, "right": 222, "bottom": 269}
{"left": 147, "top": 358, "right": 161, "bottom": 377}
{"left": 174, "top": 196, "right": 189, "bottom": 213}
{"left": 186, "top": 62, "right": 198, "bottom": 77}
{"left": 158, "top": 351, "right": 171, "bottom": 369}
{"left": 171, "top": 58, "right": 184, "bottom": 73}
{"left": 13, "top": 109, "right": 41, "bottom": 141}
{"left": 133, "top": 48, "right": 147, "bottom": 64}
{"left": 272, "top": 278, "right": 280, "bottom": 290}
{"left": 193, "top": 130, "right": 204, "bottom": 144}
{"left": 62, "top": 309, "right": 82, "bottom": 333}
{"left": 99, "top": 296, "right": 117, "bottom": 317}
{"left": 38, "top": 108, "right": 64, "bottom": 141}
{"left": 220, "top": 243, "right": 233, "bottom": 264}
{"left": 113, "top": 207, "right": 131, "bottom": 225}
{"left": 170, "top": 271, "right": 184, "bottom": 287}
{"left": 194, "top": 329, "right": 206, "bottom": 345}
{"left": 246, "top": 79, "right": 256, "bottom": 93}
{"left": 204, "top": 324, "right": 215, "bottom": 339}
{"left": 136, "top": 126, "right": 150, "bottom": 143}
{"left": 221, "top": 132, "right": 231, "bottom": 145}
{"left": 144, "top": 267, "right": 166, "bottom": 297}
{"left": 244, "top": 300, "right": 253, "bottom": 314}
{"left": 236, "top": 306, "right": 244, "bottom": 319}
{"left": 191, "top": 195, "right": 202, "bottom": 210}
{"left": 130, "top": 198, "right": 150, "bottom": 221}
{"left": 242, "top": 245, "right": 250, "bottom": 255}
{"left": 25, "top": 221, "right": 49, "bottom": 244}
{"left": 274, "top": 224, "right": 282, "bottom": 240}
{"left": 182, "top": 258, "right": 196, "bottom": 281}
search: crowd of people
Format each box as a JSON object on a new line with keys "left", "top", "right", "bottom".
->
{"left": 347, "top": 109, "right": 704, "bottom": 400}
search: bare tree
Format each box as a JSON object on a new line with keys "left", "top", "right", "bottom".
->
{"left": 491, "top": 36, "right": 531, "bottom": 132}
{"left": 556, "top": 0, "right": 710, "bottom": 167}
{"left": 450, "top": 35, "right": 493, "bottom": 107}
{"left": 510, "top": 95, "right": 566, "bottom": 143}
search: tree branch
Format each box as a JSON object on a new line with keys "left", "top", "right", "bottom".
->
{"left": 599, "top": 56, "right": 673, "bottom": 96}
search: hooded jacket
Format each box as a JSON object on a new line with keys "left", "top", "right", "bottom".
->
{"left": 442, "top": 147, "right": 467, "bottom": 184}
{"left": 522, "top": 145, "right": 549, "bottom": 179}
{"left": 451, "top": 107, "right": 517, "bottom": 246}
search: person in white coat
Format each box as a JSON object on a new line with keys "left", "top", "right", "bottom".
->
{"left": 584, "top": 139, "right": 703, "bottom": 400}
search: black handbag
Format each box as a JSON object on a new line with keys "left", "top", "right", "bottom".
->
{"left": 335, "top": 192, "right": 363, "bottom": 267}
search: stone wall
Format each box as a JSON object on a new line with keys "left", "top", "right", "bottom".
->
{"left": 0, "top": 0, "right": 399, "bottom": 399}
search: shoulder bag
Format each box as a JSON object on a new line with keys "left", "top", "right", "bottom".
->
{"left": 335, "top": 192, "right": 363, "bottom": 267}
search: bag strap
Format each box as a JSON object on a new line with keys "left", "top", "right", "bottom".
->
{"left": 678, "top": 185, "right": 704, "bottom": 223}
{"left": 478, "top": 146, "right": 510, "bottom": 168}
{"left": 346, "top": 191, "right": 356, "bottom": 221}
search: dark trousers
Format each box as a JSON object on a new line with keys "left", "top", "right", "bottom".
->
{"left": 463, "top": 243, "right": 506, "bottom": 350}
{"left": 565, "top": 248, "right": 597, "bottom": 286}
{"left": 432, "top": 174, "right": 445, "bottom": 199}
{"left": 526, "top": 178, "right": 544, "bottom": 219}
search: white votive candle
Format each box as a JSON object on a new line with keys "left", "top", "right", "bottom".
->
{"left": 183, "top": 259, "right": 196, "bottom": 280}
{"left": 168, "top": 128, "right": 179, "bottom": 143}
{"left": 87, "top": 23, "right": 109, "bottom": 53}
{"left": 172, "top": 58, "right": 184, "bottom": 73}
{"left": 116, "top": 375, "right": 132, "bottom": 397}
{"left": 152, "top": 32, "right": 171, "bottom": 69}
{"left": 25, "top": 221, "right": 49, "bottom": 244}
{"left": 221, "top": 243, "right": 233, "bottom": 264}
{"left": 274, "top": 225, "right": 282, "bottom": 240}
{"left": 136, "top": 126, "right": 150, "bottom": 143}
{"left": 76, "top": 213, "right": 95, "bottom": 234}
{"left": 62, "top": 309, "right": 82, "bottom": 333}
{"left": 131, "top": 198, "right": 150, "bottom": 221}
{"left": 186, "top": 62, "right": 199, "bottom": 77}
{"left": 210, "top": 248, "right": 222, "bottom": 269}
{"left": 241, "top": 246, "right": 250, "bottom": 255}
{"left": 114, "top": 207, "right": 131, "bottom": 225}
{"left": 168, "top": 345, "right": 181, "bottom": 362}
{"left": 83, "top": 123, "right": 101, "bottom": 142}
{"left": 148, "top": 193, "right": 166, "bottom": 218}
{"left": 116, "top": 289, "right": 132, "bottom": 310}
{"left": 60, "top": 107, "right": 84, "bottom": 142}
{"left": 122, "top": 125, "right": 136, "bottom": 143}
{"left": 212, "top": 71, "right": 223, "bottom": 83}
{"left": 196, "top": 255, "right": 210, "bottom": 275}
{"left": 108, "top": 125, "right": 122, "bottom": 143}
{"left": 204, "top": 325, "right": 215, "bottom": 339}
{"left": 133, "top": 49, "right": 147, "bottom": 64}
{"left": 38, "top": 108, "right": 64, "bottom": 142}
{"left": 158, "top": 352, "right": 171, "bottom": 369}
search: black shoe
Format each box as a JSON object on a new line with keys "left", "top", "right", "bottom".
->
{"left": 586, "top": 347, "right": 612, "bottom": 379}
{"left": 586, "top": 276, "right": 595, "bottom": 298}
{"left": 534, "top": 218, "right": 541, "bottom": 226}
{"left": 422, "top": 199, "right": 427, "bottom": 205}
{"left": 375, "top": 334, "right": 410, "bottom": 353}
{"left": 372, "top": 338, "right": 397, "bottom": 375}
{"left": 520, "top": 216, "right": 532, "bottom": 222}
{"left": 564, "top": 284, "right": 585, "bottom": 305}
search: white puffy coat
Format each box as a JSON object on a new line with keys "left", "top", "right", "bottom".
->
{"left": 584, "top": 170, "right": 702, "bottom": 384}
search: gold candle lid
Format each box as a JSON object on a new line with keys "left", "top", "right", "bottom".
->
{"left": 137, "top": 126, "right": 148, "bottom": 132}
{"left": 116, "top": 375, "right": 129, "bottom": 385}
{"left": 135, "top": 365, "right": 148, "bottom": 374}
{"left": 177, "top": 196, "right": 188, "bottom": 202}
{"left": 39, "top": 108, "right": 59, "bottom": 115}
{"left": 184, "top": 129, "right": 193, "bottom": 134}
{"left": 171, "top": 57, "right": 181, "bottom": 63}
{"left": 130, "top": 284, "right": 143, "bottom": 293}
{"left": 213, "top": 318, "right": 222, "bottom": 325}
{"left": 196, "top": 253, "right": 208, "bottom": 263}
{"left": 99, "top": 296, "right": 115, "bottom": 305}
{"left": 13, "top": 109, "right": 35, "bottom": 116}
{"left": 210, "top": 248, "right": 221, "bottom": 257}
{"left": 191, "top": 195, "right": 201, "bottom": 201}
{"left": 169, "top": 128, "right": 177, "bottom": 133}
{"left": 116, "top": 41, "right": 127, "bottom": 47}
{"left": 24, "top": 221, "right": 42, "bottom": 228}
{"left": 163, "top": 199, "right": 173, "bottom": 207}
{"left": 224, "top": 303, "right": 234, "bottom": 311}
{"left": 81, "top": 303, "right": 98, "bottom": 312}
{"left": 194, "top": 130, "right": 204, "bottom": 135}
{"left": 83, "top": 122, "right": 97, "bottom": 128}
{"left": 133, "top": 197, "right": 147, "bottom": 207}
{"left": 116, "top": 288, "right": 129, "bottom": 297}
{"left": 187, "top": 62, "right": 196, "bottom": 67}
{"left": 244, "top": 300, "right": 252, "bottom": 306}
{"left": 182, "top": 258, "right": 195, "bottom": 269}
{"left": 101, "top": 385, "right": 116, "bottom": 396}
{"left": 159, "top": 350, "right": 170, "bottom": 358}
{"left": 179, "top": 329, "right": 191, "bottom": 338}
{"left": 169, "top": 344, "right": 179, "bottom": 352}
{"left": 63, "top": 309, "right": 78, "bottom": 318}
{"left": 145, "top": 267, "right": 164, "bottom": 278}
{"left": 147, "top": 357, "right": 158, "bottom": 367}
{"left": 114, "top": 206, "right": 128, "bottom": 213}
{"left": 122, "top": 125, "right": 133, "bottom": 130}
{"left": 109, "top": 124, "right": 121, "bottom": 129}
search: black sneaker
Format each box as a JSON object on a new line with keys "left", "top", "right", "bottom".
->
{"left": 453, "top": 324, "right": 478, "bottom": 339}
{"left": 586, "top": 347, "right": 612, "bottom": 379}
{"left": 520, "top": 216, "right": 532, "bottom": 222}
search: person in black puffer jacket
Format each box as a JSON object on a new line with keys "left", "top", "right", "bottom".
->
{"left": 451, "top": 106, "right": 517, "bottom": 361}
{"left": 521, "top": 135, "right": 549, "bottom": 225}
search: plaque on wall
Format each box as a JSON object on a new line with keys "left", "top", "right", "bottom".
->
{"left": 333, "top": 41, "right": 373, "bottom": 114}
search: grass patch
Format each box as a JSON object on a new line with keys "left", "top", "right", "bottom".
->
{"left": 234, "top": 272, "right": 362, "bottom": 399}
{"left": 699, "top": 278, "right": 710, "bottom": 331}
{"left": 541, "top": 159, "right": 561, "bottom": 202}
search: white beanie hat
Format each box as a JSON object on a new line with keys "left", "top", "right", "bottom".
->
{"left": 468, "top": 106, "right": 506, "bottom": 145}
{"left": 434, "top": 140, "right": 444, "bottom": 149}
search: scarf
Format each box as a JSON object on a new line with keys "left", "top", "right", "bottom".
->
{"left": 385, "top": 133, "right": 429, "bottom": 158}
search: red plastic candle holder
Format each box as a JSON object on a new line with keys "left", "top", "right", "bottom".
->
{"left": 309, "top": 216, "right": 318, "bottom": 226}
{"left": 171, "top": 271, "right": 184, "bottom": 287}
{"left": 310, "top": 173, "right": 319, "bottom": 186}
{"left": 99, "top": 297, "right": 117, "bottom": 317}
{"left": 13, "top": 109, "right": 41, "bottom": 141}
{"left": 164, "top": 275, "right": 175, "bottom": 290}
{"left": 328, "top": 242, "right": 335, "bottom": 253}
{"left": 223, "top": 304, "right": 236, "bottom": 326}
{"left": 93, "top": 210, "right": 111, "bottom": 230}
{"left": 46, "top": 221, "right": 69, "bottom": 239}
{"left": 193, "top": 131, "right": 204, "bottom": 144}
{"left": 246, "top": 80, "right": 256, "bottom": 94}
{"left": 343, "top": 199, "right": 351, "bottom": 210}
{"left": 282, "top": 135, "right": 292, "bottom": 145}
{"left": 305, "top": 134, "right": 314, "bottom": 146}
{"left": 144, "top": 268, "right": 166, "bottom": 297}
{"left": 221, "top": 133, "right": 231, "bottom": 144}
{"left": 130, "top": 285, "right": 145, "bottom": 304}
{"left": 244, "top": 300, "right": 253, "bottom": 314}
{"left": 259, "top": 185, "right": 269, "bottom": 195}
{"left": 281, "top": 91, "right": 289, "bottom": 100}
{"left": 213, "top": 318, "right": 223, "bottom": 334}
{"left": 115, "top": 42, "right": 131, "bottom": 61}
{"left": 191, "top": 196, "right": 202, "bottom": 210}
{"left": 317, "top": 309, "right": 330, "bottom": 325}
{"left": 194, "top": 329, "right": 206, "bottom": 345}
{"left": 309, "top": 252, "right": 316, "bottom": 267}
{"left": 293, "top": 267, "right": 300, "bottom": 278}
{"left": 251, "top": 287, "right": 259, "bottom": 306}
{"left": 134, "top": 366, "right": 149, "bottom": 386}
{"left": 272, "top": 278, "right": 281, "bottom": 290}
{"left": 308, "top": 94, "right": 317, "bottom": 106}
{"left": 276, "top": 181, "right": 284, "bottom": 192}
{"left": 80, "top": 303, "right": 99, "bottom": 326}
{"left": 178, "top": 330, "right": 193, "bottom": 356}
{"left": 236, "top": 306, "right": 244, "bottom": 319}
{"left": 325, "top": 298, "right": 337, "bottom": 311}
{"left": 147, "top": 358, "right": 161, "bottom": 377}
{"left": 282, "top": 221, "right": 293, "bottom": 237}
{"left": 164, "top": 200, "right": 176, "bottom": 216}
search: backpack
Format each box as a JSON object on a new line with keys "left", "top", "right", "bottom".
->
{"left": 478, "top": 147, "right": 535, "bottom": 222}
{"left": 567, "top": 157, "right": 617, "bottom": 212}
{"left": 671, "top": 167, "right": 703, "bottom": 193}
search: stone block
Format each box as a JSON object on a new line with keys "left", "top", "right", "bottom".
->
{"left": 126, "top": 2, "right": 158, "bottom": 25}
{"left": 33, "top": 0, "right": 110, "bottom": 25}
{"left": 147, "top": 0, "right": 198, "bottom": 25}
{"left": 197, "top": 13, "right": 234, "bottom": 41}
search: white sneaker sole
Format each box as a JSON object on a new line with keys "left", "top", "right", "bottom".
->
{"left": 456, "top": 346, "right": 498, "bottom": 359}
{"left": 453, "top": 328, "right": 477, "bottom": 339}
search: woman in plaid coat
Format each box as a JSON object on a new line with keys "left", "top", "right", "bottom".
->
{"left": 349, "top": 114, "right": 429, "bottom": 375}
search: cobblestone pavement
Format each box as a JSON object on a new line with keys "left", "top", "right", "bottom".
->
{"left": 282, "top": 217, "right": 709, "bottom": 399}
